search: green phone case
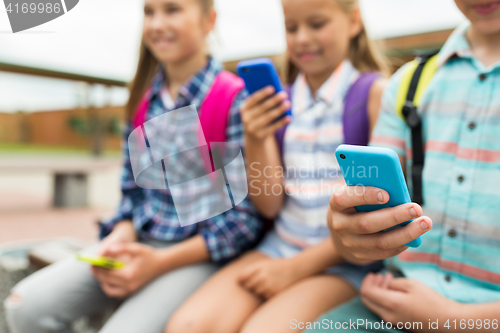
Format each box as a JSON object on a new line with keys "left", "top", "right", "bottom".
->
{"left": 76, "top": 254, "right": 126, "bottom": 269}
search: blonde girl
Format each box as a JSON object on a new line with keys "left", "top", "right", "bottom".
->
{"left": 166, "top": 0, "right": 389, "bottom": 332}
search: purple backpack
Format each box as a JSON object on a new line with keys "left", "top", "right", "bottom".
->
{"left": 275, "top": 72, "right": 380, "bottom": 156}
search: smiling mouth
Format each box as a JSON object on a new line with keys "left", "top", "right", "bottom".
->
{"left": 297, "top": 51, "right": 321, "bottom": 61}
{"left": 152, "top": 38, "right": 175, "bottom": 48}
{"left": 473, "top": 1, "right": 500, "bottom": 15}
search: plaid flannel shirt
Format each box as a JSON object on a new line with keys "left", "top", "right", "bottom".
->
{"left": 100, "top": 57, "right": 263, "bottom": 263}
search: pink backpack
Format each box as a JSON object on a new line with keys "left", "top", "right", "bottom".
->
{"left": 133, "top": 70, "right": 245, "bottom": 172}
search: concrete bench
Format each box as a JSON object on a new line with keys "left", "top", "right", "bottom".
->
{"left": 0, "top": 156, "right": 121, "bottom": 209}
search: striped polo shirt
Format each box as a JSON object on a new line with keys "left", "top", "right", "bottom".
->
{"left": 275, "top": 60, "right": 360, "bottom": 248}
{"left": 371, "top": 22, "right": 500, "bottom": 303}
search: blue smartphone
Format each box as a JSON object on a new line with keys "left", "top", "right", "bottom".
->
{"left": 335, "top": 144, "right": 422, "bottom": 248}
{"left": 236, "top": 57, "right": 292, "bottom": 119}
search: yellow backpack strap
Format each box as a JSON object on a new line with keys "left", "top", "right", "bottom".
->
{"left": 396, "top": 60, "right": 419, "bottom": 120}
{"left": 396, "top": 53, "right": 439, "bottom": 119}
{"left": 395, "top": 52, "right": 439, "bottom": 205}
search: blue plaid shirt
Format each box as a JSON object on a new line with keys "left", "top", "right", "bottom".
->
{"left": 100, "top": 57, "right": 263, "bottom": 263}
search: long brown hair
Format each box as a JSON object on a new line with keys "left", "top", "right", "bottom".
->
{"left": 287, "top": 0, "right": 389, "bottom": 84}
{"left": 125, "top": 0, "right": 215, "bottom": 121}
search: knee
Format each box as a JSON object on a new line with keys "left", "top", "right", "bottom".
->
{"left": 4, "top": 291, "right": 32, "bottom": 333}
{"left": 165, "top": 311, "right": 204, "bottom": 333}
{"left": 4, "top": 290, "right": 66, "bottom": 333}
{"left": 165, "top": 310, "right": 223, "bottom": 333}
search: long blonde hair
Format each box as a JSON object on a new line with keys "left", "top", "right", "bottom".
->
{"left": 287, "top": 0, "right": 389, "bottom": 83}
{"left": 126, "top": 0, "right": 214, "bottom": 121}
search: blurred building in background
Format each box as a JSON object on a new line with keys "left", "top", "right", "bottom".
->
{"left": 0, "top": 28, "right": 453, "bottom": 154}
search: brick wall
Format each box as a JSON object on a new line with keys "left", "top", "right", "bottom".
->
{"left": 0, "top": 106, "right": 125, "bottom": 150}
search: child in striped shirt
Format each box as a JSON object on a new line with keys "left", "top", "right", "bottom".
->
{"left": 311, "top": 1, "right": 500, "bottom": 332}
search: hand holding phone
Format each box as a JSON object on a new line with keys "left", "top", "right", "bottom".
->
{"left": 328, "top": 145, "right": 432, "bottom": 263}
{"left": 77, "top": 254, "right": 126, "bottom": 269}
{"left": 237, "top": 58, "right": 292, "bottom": 141}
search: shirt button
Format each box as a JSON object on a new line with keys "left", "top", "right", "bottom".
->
{"left": 479, "top": 73, "right": 487, "bottom": 81}
{"left": 457, "top": 175, "right": 465, "bottom": 183}
{"left": 448, "top": 228, "right": 457, "bottom": 238}
{"left": 468, "top": 121, "right": 477, "bottom": 130}
{"left": 445, "top": 274, "right": 452, "bottom": 282}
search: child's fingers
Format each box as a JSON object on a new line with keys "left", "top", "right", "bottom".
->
{"left": 255, "top": 91, "right": 288, "bottom": 115}
{"left": 253, "top": 281, "right": 269, "bottom": 298}
{"left": 242, "top": 273, "right": 262, "bottom": 293}
{"left": 238, "top": 265, "right": 257, "bottom": 283}
{"left": 92, "top": 266, "right": 126, "bottom": 285}
{"left": 100, "top": 282, "right": 127, "bottom": 299}
{"left": 387, "top": 277, "right": 413, "bottom": 293}
{"left": 243, "top": 92, "right": 286, "bottom": 122}
{"left": 99, "top": 243, "right": 124, "bottom": 257}
{"left": 362, "top": 281, "right": 406, "bottom": 311}
{"left": 360, "top": 272, "right": 375, "bottom": 293}
{"left": 249, "top": 102, "right": 290, "bottom": 134}
{"left": 363, "top": 216, "right": 432, "bottom": 251}
{"left": 97, "top": 242, "right": 115, "bottom": 257}
{"left": 373, "top": 273, "right": 384, "bottom": 287}
{"left": 243, "top": 86, "right": 276, "bottom": 110}
{"left": 330, "top": 187, "right": 389, "bottom": 213}
{"left": 239, "top": 268, "right": 260, "bottom": 289}
{"left": 259, "top": 100, "right": 290, "bottom": 125}
{"left": 264, "top": 289, "right": 275, "bottom": 300}
{"left": 359, "top": 245, "right": 408, "bottom": 262}
{"left": 99, "top": 273, "right": 125, "bottom": 286}
{"left": 382, "top": 272, "right": 394, "bottom": 289}
{"left": 257, "top": 116, "right": 291, "bottom": 138}
{"left": 337, "top": 202, "right": 422, "bottom": 236}
{"left": 361, "top": 294, "right": 388, "bottom": 319}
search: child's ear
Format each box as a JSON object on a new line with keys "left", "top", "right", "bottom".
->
{"left": 203, "top": 8, "right": 217, "bottom": 35}
{"left": 348, "top": 7, "right": 363, "bottom": 39}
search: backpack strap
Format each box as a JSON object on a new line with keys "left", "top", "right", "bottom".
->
{"left": 133, "top": 89, "right": 152, "bottom": 130}
{"left": 396, "top": 52, "right": 439, "bottom": 205}
{"left": 132, "top": 70, "right": 244, "bottom": 175}
{"left": 198, "top": 70, "right": 245, "bottom": 174}
{"left": 133, "top": 70, "right": 244, "bottom": 134}
{"left": 343, "top": 72, "right": 381, "bottom": 146}
{"left": 199, "top": 70, "right": 245, "bottom": 146}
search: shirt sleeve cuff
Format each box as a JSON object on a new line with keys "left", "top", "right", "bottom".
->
{"left": 199, "top": 228, "right": 232, "bottom": 264}
{"left": 98, "top": 212, "right": 132, "bottom": 239}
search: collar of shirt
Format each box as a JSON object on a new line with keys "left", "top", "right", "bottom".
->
{"left": 148, "top": 56, "right": 223, "bottom": 110}
{"left": 438, "top": 21, "right": 500, "bottom": 72}
{"left": 291, "top": 60, "right": 359, "bottom": 115}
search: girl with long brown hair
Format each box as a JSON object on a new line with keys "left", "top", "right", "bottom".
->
{"left": 5, "top": 0, "right": 262, "bottom": 332}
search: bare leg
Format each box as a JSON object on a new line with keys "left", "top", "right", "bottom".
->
{"left": 165, "top": 251, "right": 268, "bottom": 333}
{"left": 240, "top": 275, "right": 357, "bottom": 333}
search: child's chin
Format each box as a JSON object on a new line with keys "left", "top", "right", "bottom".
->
{"left": 472, "top": 19, "right": 500, "bottom": 36}
{"left": 153, "top": 50, "right": 183, "bottom": 64}
{"left": 301, "top": 63, "right": 335, "bottom": 77}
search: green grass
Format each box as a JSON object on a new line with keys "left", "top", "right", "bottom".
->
{"left": 0, "top": 143, "right": 121, "bottom": 157}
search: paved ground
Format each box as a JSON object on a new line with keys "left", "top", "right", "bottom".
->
{"left": 0, "top": 206, "right": 115, "bottom": 333}
{"left": 0, "top": 207, "right": 110, "bottom": 245}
